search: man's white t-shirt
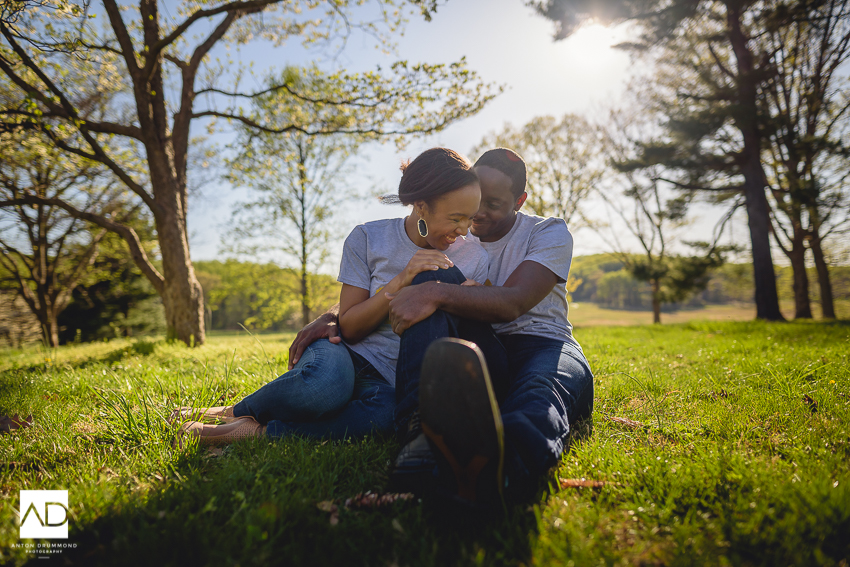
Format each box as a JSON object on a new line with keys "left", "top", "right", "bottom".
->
{"left": 337, "top": 218, "right": 489, "bottom": 386}
{"left": 474, "top": 211, "right": 581, "bottom": 350}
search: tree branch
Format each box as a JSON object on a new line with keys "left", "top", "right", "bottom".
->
{"left": 0, "top": 196, "right": 165, "bottom": 295}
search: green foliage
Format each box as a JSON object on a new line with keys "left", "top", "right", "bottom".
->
{"left": 57, "top": 231, "right": 165, "bottom": 344}
{"left": 1, "top": 322, "right": 848, "bottom": 565}
{"left": 596, "top": 269, "right": 646, "bottom": 309}
{"left": 471, "top": 114, "right": 603, "bottom": 227}
{"left": 196, "top": 260, "right": 340, "bottom": 332}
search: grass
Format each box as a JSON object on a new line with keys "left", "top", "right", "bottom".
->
{"left": 1, "top": 321, "right": 849, "bottom": 566}
{"left": 568, "top": 299, "right": 850, "bottom": 327}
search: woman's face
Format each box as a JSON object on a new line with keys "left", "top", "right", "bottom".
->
{"left": 415, "top": 182, "right": 481, "bottom": 251}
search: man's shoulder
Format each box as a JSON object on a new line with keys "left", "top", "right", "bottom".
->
{"left": 513, "top": 213, "right": 570, "bottom": 243}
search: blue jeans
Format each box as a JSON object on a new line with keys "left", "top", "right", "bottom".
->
{"left": 394, "top": 267, "right": 511, "bottom": 436}
{"left": 233, "top": 339, "right": 394, "bottom": 440}
{"left": 394, "top": 270, "right": 594, "bottom": 496}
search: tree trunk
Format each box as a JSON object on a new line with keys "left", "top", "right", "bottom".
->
{"left": 155, "top": 202, "right": 205, "bottom": 346}
{"left": 651, "top": 279, "right": 662, "bottom": 324}
{"left": 301, "top": 266, "right": 310, "bottom": 328}
{"left": 43, "top": 311, "right": 59, "bottom": 348}
{"left": 787, "top": 234, "right": 812, "bottom": 319}
{"left": 727, "top": 3, "right": 784, "bottom": 321}
{"left": 808, "top": 228, "right": 836, "bottom": 319}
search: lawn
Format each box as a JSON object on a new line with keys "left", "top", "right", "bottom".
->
{"left": 1, "top": 321, "right": 848, "bottom": 566}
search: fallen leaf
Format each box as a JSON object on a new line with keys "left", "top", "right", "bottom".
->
{"left": 207, "top": 447, "right": 224, "bottom": 457}
{"left": 802, "top": 394, "right": 818, "bottom": 413}
{"left": 316, "top": 501, "right": 340, "bottom": 525}
{"left": 316, "top": 501, "right": 336, "bottom": 513}
{"left": 605, "top": 416, "right": 646, "bottom": 429}
{"left": 0, "top": 414, "right": 33, "bottom": 434}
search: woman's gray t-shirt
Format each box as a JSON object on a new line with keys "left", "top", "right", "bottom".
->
{"left": 474, "top": 211, "right": 581, "bottom": 351}
{"left": 337, "top": 218, "right": 489, "bottom": 386}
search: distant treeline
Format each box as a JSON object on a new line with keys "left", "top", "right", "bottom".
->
{"left": 195, "top": 260, "right": 340, "bottom": 332}
{"left": 571, "top": 254, "right": 850, "bottom": 311}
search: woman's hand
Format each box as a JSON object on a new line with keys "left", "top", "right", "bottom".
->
{"left": 391, "top": 250, "right": 454, "bottom": 292}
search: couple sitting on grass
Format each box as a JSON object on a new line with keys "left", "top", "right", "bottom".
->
{"left": 173, "top": 147, "right": 594, "bottom": 507}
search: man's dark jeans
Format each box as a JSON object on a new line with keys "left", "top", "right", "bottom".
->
{"left": 394, "top": 267, "right": 594, "bottom": 496}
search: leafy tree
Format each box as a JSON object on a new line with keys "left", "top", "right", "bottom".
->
{"left": 0, "top": 0, "right": 501, "bottom": 346}
{"left": 57, "top": 227, "right": 163, "bottom": 343}
{"left": 596, "top": 111, "right": 729, "bottom": 323}
{"left": 0, "top": 131, "right": 139, "bottom": 346}
{"left": 760, "top": 0, "right": 850, "bottom": 319}
{"left": 530, "top": 0, "right": 788, "bottom": 320}
{"left": 472, "top": 114, "right": 602, "bottom": 229}
{"left": 223, "top": 75, "right": 362, "bottom": 327}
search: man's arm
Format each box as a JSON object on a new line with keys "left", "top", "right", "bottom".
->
{"left": 288, "top": 303, "right": 340, "bottom": 369}
{"left": 387, "top": 260, "right": 558, "bottom": 335}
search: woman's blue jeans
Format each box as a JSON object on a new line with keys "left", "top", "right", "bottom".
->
{"left": 394, "top": 267, "right": 594, "bottom": 497}
{"left": 233, "top": 339, "right": 394, "bottom": 440}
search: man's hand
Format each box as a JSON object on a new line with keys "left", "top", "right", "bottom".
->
{"left": 288, "top": 311, "right": 341, "bottom": 369}
{"left": 387, "top": 281, "right": 441, "bottom": 335}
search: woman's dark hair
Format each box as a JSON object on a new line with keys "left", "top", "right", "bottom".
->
{"left": 382, "top": 147, "right": 478, "bottom": 206}
{"left": 473, "top": 148, "right": 527, "bottom": 197}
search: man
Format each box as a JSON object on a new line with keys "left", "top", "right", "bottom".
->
{"left": 288, "top": 148, "right": 593, "bottom": 505}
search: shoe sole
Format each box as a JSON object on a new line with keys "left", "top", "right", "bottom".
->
{"left": 419, "top": 338, "right": 504, "bottom": 502}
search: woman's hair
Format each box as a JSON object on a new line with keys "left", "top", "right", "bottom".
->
{"left": 382, "top": 147, "right": 478, "bottom": 206}
{"left": 473, "top": 147, "right": 527, "bottom": 197}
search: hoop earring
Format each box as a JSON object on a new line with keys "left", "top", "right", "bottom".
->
{"left": 417, "top": 217, "right": 428, "bottom": 238}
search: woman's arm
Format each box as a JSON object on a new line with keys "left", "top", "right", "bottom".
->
{"left": 338, "top": 249, "right": 455, "bottom": 343}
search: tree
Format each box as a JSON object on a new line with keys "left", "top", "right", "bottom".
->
{"left": 472, "top": 114, "right": 603, "bottom": 229}
{"left": 224, "top": 74, "right": 363, "bottom": 327}
{"left": 760, "top": 0, "right": 850, "bottom": 319}
{"left": 0, "top": 0, "right": 501, "bottom": 346}
{"left": 57, "top": 224, "right": 163, "bottom": 343}
{"left": 531, "top": 0, "right": 787, "bottom": 320}
{"left": 597, "top": 114, "right": 729, "bottom": 323}
{"left": 0, "top": 131, "right": 138, "bottom": 346}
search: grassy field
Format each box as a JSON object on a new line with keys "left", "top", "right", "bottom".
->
{"left": 1, "top": 321, "right": 848, "bottom": 566}
{"left": 568, "top": 299, "right": 850, "bottom": 327}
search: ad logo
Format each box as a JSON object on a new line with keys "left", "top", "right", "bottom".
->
{"left": 19, "top": 490, "right": 69, "bottom": 539}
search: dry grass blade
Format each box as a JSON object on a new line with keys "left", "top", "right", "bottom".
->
{"left": 605, "top": 415, "right": 647, "bottom": 429}
{"left": 560, "top": 479, "right": 622, "bottom": 489}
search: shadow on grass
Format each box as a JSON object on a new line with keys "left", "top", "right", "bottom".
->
{"left": 46, "top": 436, "right": 538, "bottom": 567}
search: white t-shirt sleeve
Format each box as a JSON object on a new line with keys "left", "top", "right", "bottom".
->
{"left": 525, "top": 218, "right": 573, "bottom": 283}
{"left": 337, "top": 225, "right": 371, "bottom": 291}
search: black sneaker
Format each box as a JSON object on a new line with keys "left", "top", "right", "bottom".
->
{"left": 389, "top": 412, "right": 437, "bottom": 494}
{"left": 419, "top": 338, "right": 504, "bottom": 504}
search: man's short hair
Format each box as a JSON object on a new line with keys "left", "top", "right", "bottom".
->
{"left": 473, "top": 148, "right": 527, "bottom": 197}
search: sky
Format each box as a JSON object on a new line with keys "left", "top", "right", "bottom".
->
{"left": 185, "top": 0, "right": 681, "bottom": 272}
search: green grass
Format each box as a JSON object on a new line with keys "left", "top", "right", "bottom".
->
{"left": 1, "top": 322, "right": 849, "bottom": 566}
{"left": 568, "top": 298, "right": 850, "bottom": 327}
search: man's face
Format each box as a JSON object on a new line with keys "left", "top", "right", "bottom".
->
{"left": 471, "top": 165, "right": 526, "bottom": 242}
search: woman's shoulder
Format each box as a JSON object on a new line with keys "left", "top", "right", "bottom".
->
{"left": 446, "top": 234, "right": 487, "bottom": 261}
{"left": 345, "top": 218, "right": 403, "bottom": 240}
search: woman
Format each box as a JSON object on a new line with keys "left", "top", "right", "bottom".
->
{"left": 174, "top": 147, "right": 488, "bottom": 446}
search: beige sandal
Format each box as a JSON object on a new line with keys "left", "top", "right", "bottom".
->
{"left": 174, "top": 416, "right": 266, "bottom": 448}
{"left": 168, "top": 405, "right": 236, "bottom": 425}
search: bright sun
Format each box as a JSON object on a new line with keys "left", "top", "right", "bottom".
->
{"left": 555, "top": 22, "right": 633, "bottom": 86}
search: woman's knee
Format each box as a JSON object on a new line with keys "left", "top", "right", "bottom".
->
{"left": 411, "top": 265, "right": 466, "bottom": 286}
